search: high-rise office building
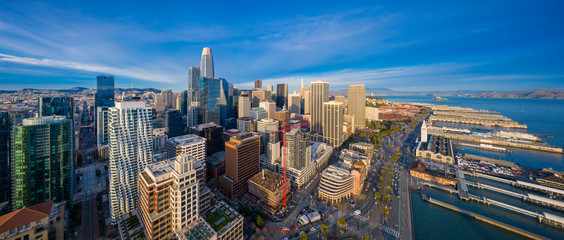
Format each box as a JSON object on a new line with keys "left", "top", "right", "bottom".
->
{"left": 138, "top": 153, "right": 199, "bottom": 240}
{"left": 189, "top": 122, "right": 224, "bottom": 156}
{"left": 219, "top": 133, "right": 261, "bottom": 200}
{"left": 275, "top": 110, "right": 290, "bottom": 129}
{"left": 11, "top": 116, "right": 73, "bottom": 210}
{"left": 248, "top": 107, "right": 267, "bottom": 121}
{"left": 311, "top": 81, "right": 329, "bottom": 133}
{"left": 323, "top": 101, "right": 344, "bottom": 146}
{"left": 200, "top": 77, "right": 229, "bottom": 126}
{"left": 96, "top": 76, "right": 115, "bottom": 109}
{"left": 238, "top": 95, "right": 251, "bottom": 118}
{"left": 258, "top": 99, "right": 274, "bottom": 119}
{"left": 286, "top": 128, "right": 310, "bottom": 170}
{"left": 267, "top": 82, "right": 273, "bottom": 92}
{"left": 302, "top": 87, "right": 311, "bottom": 114}
{"left": 96, "top": 106, "right": 110, "bottom": 146}
{"left": 332, "top": 96, "right": 347, "bottom": 114}
{"left": 0, "top": 112, "right": 11, "bottom": 213}
{"left": 255, "top": 79, "right": 262, "bottom": 89}
{"left": 200, "top": 47, "right": 214, "bottom": 78}
{"left": 348, "top": 85, "right": 366, "bottom": 128}
{"left": 108, "top": 101, "right": 153, "bottom": 223}
{"left": 38, "top": 97, "right": 74, "bottom": 120}
{"left": 288, "top": 92, "right": 301, "bottom": 114}
{"left": 276, "top": 83, "right": 288, "bottom": 109}
{"left": 251, "top": 90, "right": 267, "bottom": 108}
{"left": 165, "top": 109, "right": 183, "bottom": 138}
{"left": 188, "top": 66, "right": 201, "bottom": 90}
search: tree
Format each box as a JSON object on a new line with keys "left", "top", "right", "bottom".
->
{"left": 374, "top": 192, "right": 381, "bottom": 200}
{"left": 363, "top": 237, "right": 370, "bottom": 240}
{"left": 300, "top": 232, "right": 308, "bottom": 240}
{"left": 389, "top": 171, "right": 394, "bottom": 177}
{"left": 256, "top": 215, "right": 264, "bottom": 227}
{"left": 338, "top": 218, "right": 347, "bottom": 228}
{"left": 388, "top": 178, "right": 393, "bottom": 184}
{"left": 383, "top": 206, "right": 390, "bottom": 221}
{"left": 379, "top": 176, "right": 384, "bottom": 182}
{"left": 386, "top": 186, "right": 392, "bottom": 192}
{"left": 385, "top": 195, "right": 391, "bottom": 202}
{"left": 380, "top": 169, "right": 386, "bottom": 175}
{"left": 392, "top": 151, "right": 399, "bottom": 161}
{"left": 320, "top": 223, "right": 328, "bottom": 234}
{"left": 377, "top": 183, "right": 383, "bottom": 189}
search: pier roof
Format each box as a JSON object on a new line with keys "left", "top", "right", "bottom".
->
{"left": 543, "top": 212, "right": 564, "bottom": 224}
{"left": 516, "top": 180, "right": 564, "bottom": 195}
{"left": 527, "top": 194, "right": 564, "bottom": 208}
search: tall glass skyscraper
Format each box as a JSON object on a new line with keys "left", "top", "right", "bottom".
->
{"left": 0, "top": 112, "right": 11, "bottom": 214}
{"left": 276, "top": 83, "right": 288, "bottom": 109}
{"left": 188, "top": 66, "right": 201, "bottom": 90}
{"left": 11, "top": 116, "right": 73, "bottom": 210}
{"left": 200, "top": 77, "right": 228, "bottom": 126}
{"left": 200, "top": 47, "right": 214, "bottom": 78}
{"left": 39, "top": 97, "right": 74, "bottom": 120}
{"left": 96, "top": 76, "right": 115, "bottom": 109}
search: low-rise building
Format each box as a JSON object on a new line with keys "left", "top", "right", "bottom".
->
{"left": 0, "top": 201, "right": 64, "bottom": 240}
{"left": 247, "top": 169, "right": 291, "bottom": 216}
{"left": 318, "top": 165, "right": 354, "bottom": 204}
{"left": 416, "top": 135, "right": 456, "bottom": 164}
{"left": 409, "top": 161, "right": 456, "bottom": 186}
{"left": 204, "top": 201, "right": 244, "bottom": 240}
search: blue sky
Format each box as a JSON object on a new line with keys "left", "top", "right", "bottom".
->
{"left": 1, "top": 0, "right": 563, "bottom": 92}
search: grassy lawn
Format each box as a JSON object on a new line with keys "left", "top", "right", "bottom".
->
{"left": 206, "top": 209, "right": 234, "bottom": 232}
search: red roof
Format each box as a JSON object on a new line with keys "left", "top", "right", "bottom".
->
{"left": 0, "top": 201, "right": 53, "bottom": 232}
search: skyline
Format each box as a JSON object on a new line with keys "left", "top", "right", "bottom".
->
{"left": 1, "top": 1, "right": 564, "bottom": 92}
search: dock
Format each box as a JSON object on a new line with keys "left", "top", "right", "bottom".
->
{"left": 425, "top": 197, "right": 550, "bottom": 240}
{"left": 513, "top": 180, "right": 564, "bottom": 198}
{"left": 427, "top": 131, "right": 563, "bottom": 153}
{"left": 429, "top": 115, "right": 527, "bottom": 129}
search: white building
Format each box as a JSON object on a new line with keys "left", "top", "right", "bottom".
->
{"left": 96, "top": 106, "right": 109, "bottom": 147}
{"left": 323, "top": 101, "right": 345, "bottom": 146}
{"left": 310, "top": 81, "right": 329, "bottom": 133}
{"left": 238, "top": 95, "right": 250, "bottom": 118}
{"left": 166, "top": 134, "right": 207, "bottom": 160}
{"left": 257, "top": 118, "right": 279, "bottom": 133}
{"left": 153, "top": 128, "right": 168, "bottom": 151}
{"left": 366, "top": 107, "right": 379, "bottom": 121}
{"left": 288, "top": 92, "right": 301, "bottom": 114}
{"left": 348, "top": 85, "right": 366, "bottom": 128}
{"left": 421, "top": 121, "right": 428, "bottom": 143}
{"left": 108, "top": 101, "right": 153, "bottom": 223}
{"left": 259, "top": 99, "right": 276, "bottom": 119}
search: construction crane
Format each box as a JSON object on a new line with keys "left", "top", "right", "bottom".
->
{"left": 269, "top": 121, "right": 310, "bottom": 209}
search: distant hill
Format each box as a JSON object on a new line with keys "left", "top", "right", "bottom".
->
{"left": 461, "top": 89, "right": 564, "bottom": 99}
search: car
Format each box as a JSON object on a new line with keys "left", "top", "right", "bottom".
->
{"left": 283, "top": 227, "right": 289, "bottom": 231}
{"left": 354, "top": 210, "right": 361, "bottom": 215}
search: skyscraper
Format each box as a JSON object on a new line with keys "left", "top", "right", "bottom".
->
{"left": 238, "top": 95, "right": 251, "bottom": 118}
{"left": 219, "top": 133, "right": 261, "bottom": 200}
{"left": 11, "top": 116, "right": 73, "bottom": 210}
{"left": 259, "top": 99, "right": 276, "bottom": 119}
{"left": 96, "top": 76, "right": 115, "bottom": 109}
{"left": 200, "top": 77, "right": 229, "bottom": 126}
{"left": 302, "top": 87, "right": 311, "bottom": 114}
{"left": 0, "top": 112, "right": 11, "bottom": 214}
{"left": 322, "top": 101, "right": 344, "bottom": 146}
{"left": 165, "top": 109, "right": 183, "bottom": 138}
{"left": 96, "top": 106, "right": 110, "bottom": 146}
{"left": 255, "top": 79, "right": 262, "bottom": 89}
{"left": 39, "top": 97, "right": 74, "bottom": 120}
{"left": 348, "top": 85, "right": 366, "bottom": 128}
{"left": 200, "top": 47, "right": 214, "bottom": 78}
{"left": 188, "top": 66, "right": 201, "bottom": 90}
{"left": 286, "top": 128, "right": 310, "bottom": 170}
{"left": 276, "top": 83, "right": 288, "bottom": 109}
{"left": 108, "top": 101, "right": 153, "bottom": 223}
{"left": 288, "top": 92, "right": 301, "bottom": 114}
{"left": 248, "top": 107, "right": 268, "bottom": 121}
{"left": 311, "top": 81, "right": 329, "bottom": 133}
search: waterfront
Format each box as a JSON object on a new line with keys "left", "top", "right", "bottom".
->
{"left": 383, "top": 96, "right": 564, "bottom": 240}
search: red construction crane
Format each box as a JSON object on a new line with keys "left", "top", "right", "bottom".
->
{"left": 269, "top": 121, "right": 310, "bottom": 209}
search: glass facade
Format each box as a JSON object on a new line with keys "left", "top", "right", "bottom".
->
{"left": 96, "top": 76, "right": 115, "bottom": 108}
{"left": 11, "top": 117, "right": 73, "bottom": 210}
{"left": 200, "top": 77, "right": 229, "bottom": 126}
{"left": 39, "top": 97, "right": 74, "bottom": 120}
{"left": 0, "top": 112, "right": 10, "bottom": 214}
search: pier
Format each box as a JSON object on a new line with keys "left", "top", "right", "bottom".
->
{"left": 463, "top": 171, "right": 514, "bottom": 184}
{"left": 429, "top": 115, "right": 527, "bottom": 129}
{"left": 513, "top": 180, "right": 564, "bottom": 198}
{"left": 427, "top": 131, "right": 563, "bottom": 153}
{"left": 424, "top": 197, "right": 550, "bottom": 240}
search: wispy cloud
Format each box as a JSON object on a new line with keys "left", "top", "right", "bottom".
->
{"left": 0, "top": 53, "right": 182, "bottom": 83}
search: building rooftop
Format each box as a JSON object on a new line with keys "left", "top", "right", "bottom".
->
{"left": 419, "top": 135, "right": 455, "bottom": 157}
{"left": 168, "top": 134, "right": 206, "bottom": 146}
{"left": 205, "top": 201, "right": 242, "bottom": 233}
{"left": 21, "top": 116, "right": 68, "bottom": 126}
{"left": 178, "top": 218, "right": 216, "bottom": 240}
{"left": 114, "top": 101, "right": 147, "bottom": 109}
{"left": 322, "top": 165, "right": 351, "bottom": 181}
{"left": 146, "top": 159, "right": 175, "bottom": 177}
{"left": 0, "top": 201, "right": 53, "bottom": 232}
{"left": 194, "top": 122, "right": 222, "bottom": 131}
{"left": 248, "top": 169, "right": 285, "bottom": 193}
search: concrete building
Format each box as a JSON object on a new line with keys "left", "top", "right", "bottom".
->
{"left": 331, "top": 95, "right": 347, "bottom": 114}
{"left": 259, "top": 99, "right": 276, "bottom": 119}
{"left": 247, "top": 169, "right": 291, "bottom": 215}
{"left": 347, "top": 85, "right": 366, "bottom": 128}
{"left": 165, "top": 109, "right": 183, "bottom": 138}
{"left": 301, "top": 87, "right": 311, "bottom": 115}
{"left": 108, "top": 101, "right": 153, "bottom": 223}
{"left": 153, "top": 128, "right": 168, "bottom": 152}
{"left": 415, "top": 135, "right": 455, "bottom": 164}
{"left": 138, "top": 153, "right": 199, "bottom": 240}
{"left": 257, "top": 118, "right": 279, "bottom": 133}
{"left": 96, "top": 106, "right": 110, "bottom": 146}
{"left": 11, "top": 116, "right": 73, "bottom": 210}
{"left": 238, "top": 95, "right": 251, "bottom": 118}
{"left": 165, "top": 134, "right": 211, "bottom": 213}
{"left": 200, "top": 47, "right": 214, "bottom": 78}
{"left": 251, "top": 90, "right": 268, "bottom": 108}
{"left": 318, "top": 165, "right": 354, "bottom": 204}
{"left": 410, "top": 161, "right": 457, "bottom": 186}
{"left": 288, "top": 92, "right": 301, "bottom": 114}
{"left": 219, "top": 133, "right": 261, "bottom": 200}
{"left": 0, "top": 201, "right": 65, "bottom": 240}
{"left": 204, "top": 201, "right": 244, "bottom": 240}
{"left": 350, "top": 142, "right": 375, "bottom": 160}
{"left": 322, "top": 101, "right": 344, "bottom": 147}
{"left": 310, "top": 81, "right": 329, "bottom": 133}
{"left": 365, "top": 107, "right": 379, "bottom": 121}
{"left": 286, "top": 128, "right": 310, "bottom": 170}
{"left": 275, "top": 110, "right": 290, "bottom": 129}
{"left": 421, "top": 121, "right": 428, "bottom": 143}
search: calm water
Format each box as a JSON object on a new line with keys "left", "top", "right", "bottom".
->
{"left": 382, "top": 96, "right": 564, "bottom": 240}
